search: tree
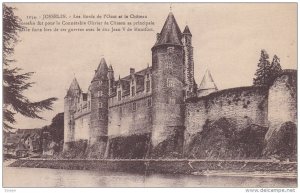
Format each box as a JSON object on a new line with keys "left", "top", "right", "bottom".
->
{"left": 48, "top": 113, "right": 64, "bottom": 143}
{"left": 269, "top": 55, "right": 283, "bottom": 83}
{"left": 253, "top": 50, "right": 282, "bottom": 86}
{"left": 3, "top": 4, "right": 57, "bottom": 131}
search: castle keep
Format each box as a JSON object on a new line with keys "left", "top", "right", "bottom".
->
{"left": 64, "top": 12, "right": 297, "bottom": 158}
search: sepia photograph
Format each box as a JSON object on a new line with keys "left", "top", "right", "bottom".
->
{"left": 2, "top": 2, "right": 297, "bottom": 189}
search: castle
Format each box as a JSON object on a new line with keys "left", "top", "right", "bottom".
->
{"left": 64, "top": 12, "right": 297, "bottom": 158}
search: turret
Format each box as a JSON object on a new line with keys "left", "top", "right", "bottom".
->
{"left": 63, "top": 78, "right": 81, "bottom": 151}
{"left": 197, "top": 69, "right": 218, "bottom": 97}
{"left": 182, "top": 25, "right": 195, "bottom": 98}
{"left": 108, "top": 64, "right": 114, "bottom": 96}
{"left": 151, "top": 12, "right": 185, "bottom": 157}
{"left": 89, "top": 58, "right": 109, "bottom": 157}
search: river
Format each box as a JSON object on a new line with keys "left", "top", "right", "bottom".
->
{"left": 3, "top": 166, "right": 297, "bottom": 188}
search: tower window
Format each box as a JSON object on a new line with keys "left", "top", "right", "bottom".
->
{"left": 131, "top": 86, "right": 135, "bottom": 96}
{"left": 99, "top": 102, "right": 103, "bottom": 108}
{"left": 118, "top": 90, "right": 121, "bottom": 101}
{"left": 167, "top": 47, "right": 174, "bottom": 53}
{"left": 98, "top": 91, "right": 103, "bottom": 97}
{"left": 132, "top": 102, "right": 136, "bottom": 111}
{"left": 146, "top": 80, "right": 150, "bottom": 92}
{"left": 167, "top": 79, "right": 174, "bottom": 87}
{"left": 169, "top": 98, "right": 176, "bottom": 105}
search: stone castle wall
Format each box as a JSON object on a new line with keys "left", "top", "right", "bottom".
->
{"left": 266, "top": 70, "right": 297, "bottom": 140}
{"left": 108, "top": 93, "right": 152, "bottom": 138}
{"left": 185, "top": 86, "right": 269, "bottom": 148}
{"left": 74, "top": 112, "right": 90, "bottom": 141}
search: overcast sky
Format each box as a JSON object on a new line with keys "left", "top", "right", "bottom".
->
{"left": 8, "top": 3, "right": 297, "bottom": 129}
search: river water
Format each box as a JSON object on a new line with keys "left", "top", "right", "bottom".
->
{"left": 3, "top": 166, "right": 296, "bottom": 188}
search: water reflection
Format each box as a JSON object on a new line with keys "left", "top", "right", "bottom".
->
{"left": 3, "top": 167, "right": 297, "bottom": 188}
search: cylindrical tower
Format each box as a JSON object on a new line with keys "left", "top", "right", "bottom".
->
{"left": 89, "top": 58, "right": 109, "bottom": 157}
{"left": 151, "top": 12, "right": 185, "bottom": 157}
{"left": 63, "top": 78, "right": 81, "bottom": 151}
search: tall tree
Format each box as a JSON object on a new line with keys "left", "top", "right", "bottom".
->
{"left": 269, "top": 55, "right": 283, "bottom": 83}
{"left": 253, "top": 49, "right": 282, "bottom": 86}
{"left": 48, "top": 112, "right": 64, "bottom": 143}
{"left": 3, "top": 4, "right": 57, "bottom": 131}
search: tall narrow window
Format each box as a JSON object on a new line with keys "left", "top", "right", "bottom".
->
{"left": 146, "top": 80, "right": 150, "bottom": 92}
{"left": 118, "top": 90, "right": 121, "bottom": 101}
{"left": 147, "top": 98, "right": 152, "bottom": 107}
{"left": 131, "top": 86, "right": 135, "bottom": 96}
{"left": 132, "top": 102, "right": 136, "bottom": 111}
{"left": 99, "top": 102, "right": 103, "bottom": 108}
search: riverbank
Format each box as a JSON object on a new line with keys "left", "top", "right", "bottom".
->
{"left": 9, "top": 159, "right": 297, "bottom": 178}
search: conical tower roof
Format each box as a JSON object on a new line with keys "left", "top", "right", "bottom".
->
{"left": 183, "top": 25, "right": 192, "bottom": 35}
{"left": 199, "top": 70, "right": 218, "bottom": 90}
{"left": 153, "top": 12, "right": 182, "bottom": 47}
{"left": 66, "top": 78, "right": 81, "bottom": 97}
{"left": 93, "top": 58, "right": 108, "bottom": 81}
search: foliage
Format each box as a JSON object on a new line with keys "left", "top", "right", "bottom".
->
{"left": 253, "top": 50, "right": 282, "bottom": 86}
{"left": 48, "top": 112, "right": 64, "bottom": 143}
{"left": 3, "top": 4, "right": 57, "bottom": 130}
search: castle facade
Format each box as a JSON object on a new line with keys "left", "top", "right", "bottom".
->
{"left": 63, "top": 12, "right": 297, "bottom": 158}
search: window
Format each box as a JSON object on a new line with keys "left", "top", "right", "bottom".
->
{"left": 131, "top": 86, "right": 135, "bottom": 96}
{"left": 167, "top": 46, "right": 174, "bottom": 53}
{"left": 99, "top": 80, "right": 102, "bottom": 85}
{"left": 99, "top": 102, "right": 103, "bottom": 108}
{"left": 167, "top": 79, "right": 174, "bottom": 87}
{"left": 146, "top": 80, "right": 150, "bottom": 92}
{"left": 98, "top": 91, "right": 103, "bottom": 97}
{"left": 118, "top": 91, "right": 121, "bottom": 101}
{"left": 132, "top": 102, "right": 136, "bottom": 111}
{"left": 169, "top": 98, "right": 176, "bottom": 105}
{"left": 147, "top": 98, "right": 152, "bottom": 107}
{"left": 166, "top": 57, "right": 173, "bottom": 69}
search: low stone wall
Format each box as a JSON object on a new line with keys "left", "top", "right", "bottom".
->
{"left": 9, "top": 159, "right": 297, "bottom": 175}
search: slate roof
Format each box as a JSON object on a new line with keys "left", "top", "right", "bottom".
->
{"left": 93, "top": 58, "right": 108, "bottom": 81}
{"left": 199, "top": 70, "right": 218, "bottom": 90}
{"left": 183, "top": 25, "right": 192, "bottom": 35}
{"left": 66, "top": 78, "right": 82, "bottom": 97}
{"left": 154, "top": 12, "right": 182, "bottom": 47}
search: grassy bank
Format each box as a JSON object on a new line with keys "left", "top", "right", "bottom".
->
{"left": 9, "top": 159, "right": 297, "bottom": 175}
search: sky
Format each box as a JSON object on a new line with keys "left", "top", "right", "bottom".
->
{"left": 7, "top": 3, "right": 297, "bottom": 129}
